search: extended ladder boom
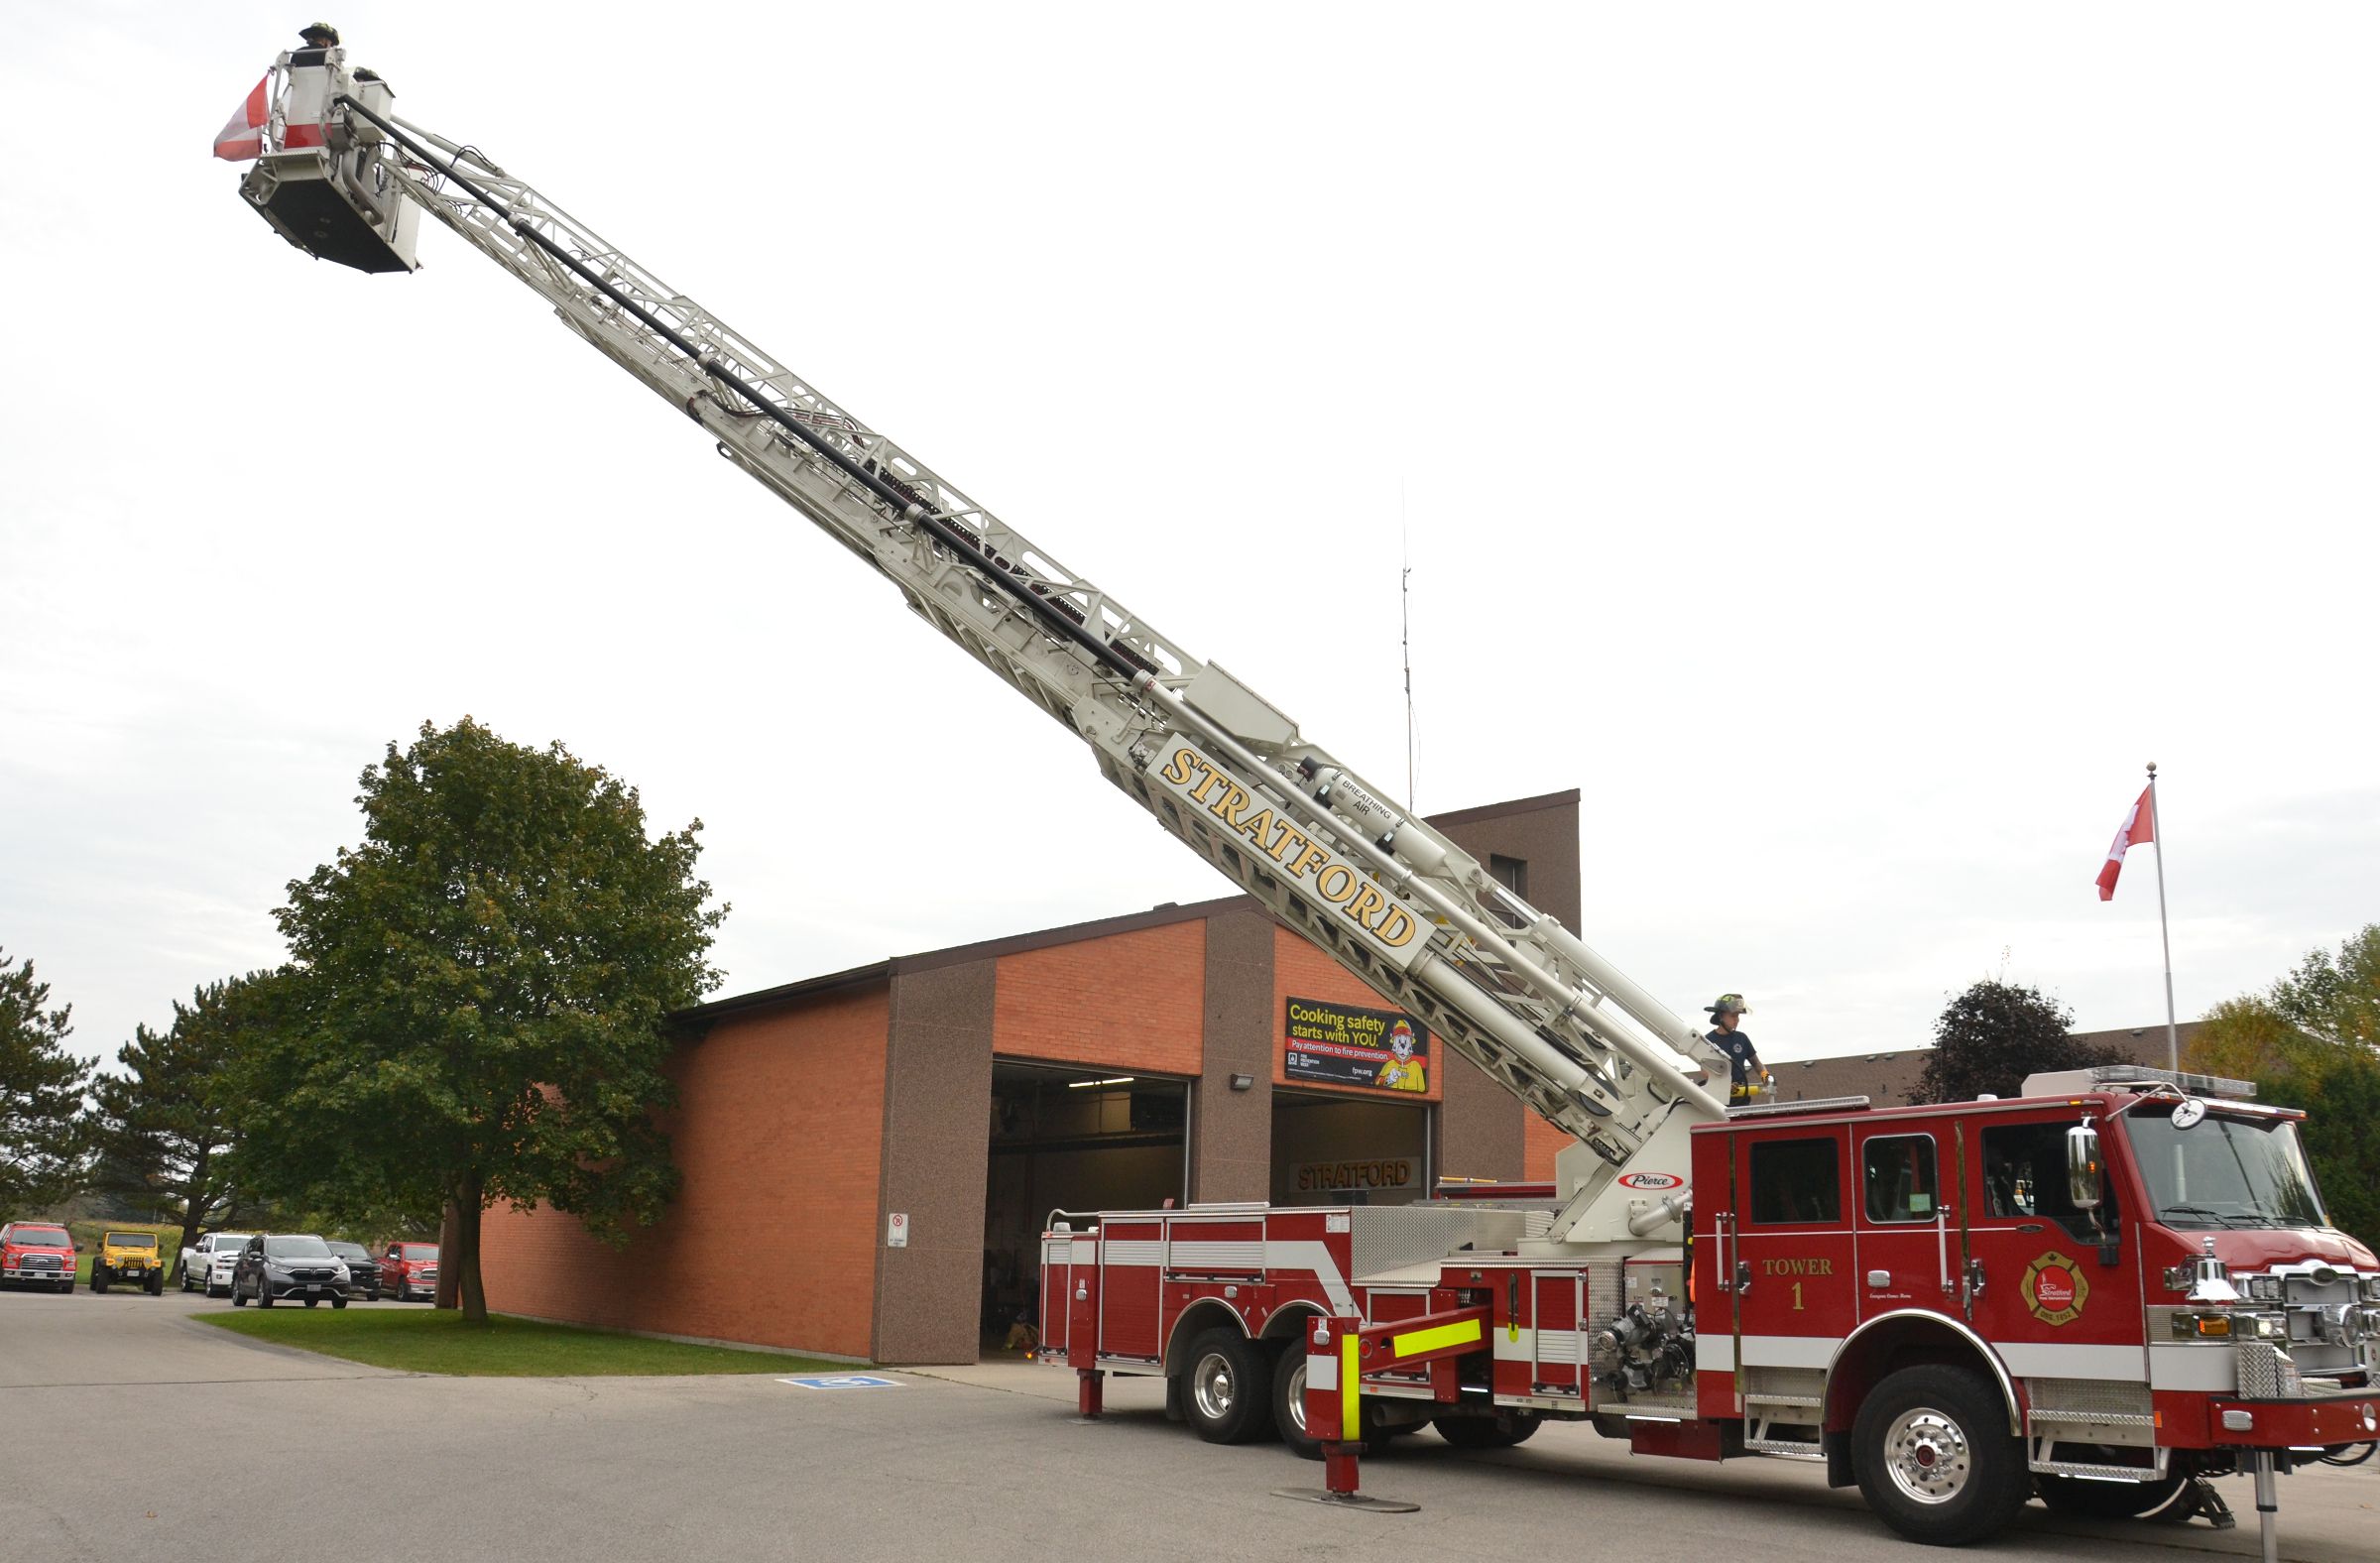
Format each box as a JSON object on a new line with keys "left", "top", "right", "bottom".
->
{"left": 235, "top": 56, "right": 1731, "bottom": 1240}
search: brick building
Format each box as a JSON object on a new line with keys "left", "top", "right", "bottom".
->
{"left": 479, "top": 789, "right": 1586, "bottom": 1364}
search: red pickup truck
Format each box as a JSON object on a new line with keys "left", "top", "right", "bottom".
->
{"left": 379, "top": 1242, "right": 439, "bottom": 1301}
{"left": 1, "top": 1222, "right": 77, "bottom": 1292}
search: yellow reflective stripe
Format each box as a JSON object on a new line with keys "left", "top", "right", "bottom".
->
{"left": 1391, "top": 1318, "right": 1483, "bottom": 1359}
{"left": 1340, "top": 1334, "right": 1362, "bottom": 1443}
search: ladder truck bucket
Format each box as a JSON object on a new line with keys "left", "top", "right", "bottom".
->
{"left": 236, "top": 65, "right": 418, "bottom": 275}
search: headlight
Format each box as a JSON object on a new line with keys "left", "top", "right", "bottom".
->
{"left": 2248, "top": 1274, "right": 2285, "bottom": 1303}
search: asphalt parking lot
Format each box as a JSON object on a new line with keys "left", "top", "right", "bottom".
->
{"left": 3, "top": 1285, "right": 2373, "bottom": 1563}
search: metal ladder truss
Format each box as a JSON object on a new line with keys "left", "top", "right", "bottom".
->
{"left": 318, "top": 91, "right": 1734, "bottom": 1187}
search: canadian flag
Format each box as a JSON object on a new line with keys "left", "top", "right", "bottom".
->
{"left": 2095, "top": 784, "right": 2155, "bottom": 901}
{"left": 212, "top": 76, "right": 270, "bottom": 162}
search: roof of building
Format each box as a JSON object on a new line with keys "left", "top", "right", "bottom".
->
{"left": 679, "top": 787, "right": 1582, "bottom": 1024}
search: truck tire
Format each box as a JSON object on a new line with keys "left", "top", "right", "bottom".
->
{"left": 1435, "top": 1409, "right": 1543, "bottom": 1449}
{"left": 331, "top": 1295, "right": 348, "bottom": 1309}
{"left": 1274, "top": 1345, "right": 1322, "bottom": 1459}
{"left": 257, "top": 1283, "right": 274, "bottom": 1309}
{"left": 1852, "top": 1365, "right": 2030, "bottom": 1546}
{"left": 1276, "top": 1344, "right": 1402, "bottom": 1461}
{"left": 1180, "top": 1328, "right": 1275, "bottom": 1445}
{"left": 231, "top": 1287, "right": 247, "bottom": 1306}
{"left": 146, "top": 1269, "right": 164, "bottom": 1296}
{"left": 93, "top": 1268, "right": 109, "bottom": 1294}
{"left": 2036, "top": 1469, "right": 2189, "bottom": 1520}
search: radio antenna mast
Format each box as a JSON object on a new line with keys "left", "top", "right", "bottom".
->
{"left": 1401, "top": 482, "right": 1417, "bottom": 810}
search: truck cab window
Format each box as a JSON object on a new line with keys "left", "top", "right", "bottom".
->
{"left": 1749, "top": 1138, "right": 1841, "bottom": 1224}
{"left": 1862, "top": 1136, "right": 1938, "bottom": 1223}
{"left": 1980, "top": 1122, "right": 2115, "bottom": 1241}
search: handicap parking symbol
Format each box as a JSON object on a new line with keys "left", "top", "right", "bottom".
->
{"left": 779, "top": 1374, "right": 901, "bottom": 1389}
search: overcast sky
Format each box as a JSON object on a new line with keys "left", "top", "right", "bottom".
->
{"left": 3, "top": 4, "right": 2373, "bottom": 1074}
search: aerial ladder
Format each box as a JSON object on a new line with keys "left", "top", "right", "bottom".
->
{"left": 229, "top": 42, "right": 1731, "bottom": 1252}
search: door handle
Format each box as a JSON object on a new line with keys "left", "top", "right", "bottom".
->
{"left": 1866, "top": 1269, "right": 1891, "bottom": 1288}
{"left": 1964, "top": 1258, "right": 1986, "bottom": 1300}
{"left": 1734, "top": 1261, "right": 1753, "bottom": 1294}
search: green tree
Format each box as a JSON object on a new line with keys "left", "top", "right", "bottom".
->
{"left": 2187, "top": 926, "right": 2380, "bottom": 1246}
{"left": 0, "top": 947, "right": 92, "bottom": 1212}
{"left": 88, "top": 975, "right": 272, "bottom": 1275}
{"left": 1910, "top": 978, "right": 2125, "bottom": 1104}
{"left": 247, "top": 718, "right": 724, "bottom": 1323}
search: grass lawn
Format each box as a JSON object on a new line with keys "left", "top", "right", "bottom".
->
{"left": 199, "top": 1306, "right": 856, "bottom": 1378}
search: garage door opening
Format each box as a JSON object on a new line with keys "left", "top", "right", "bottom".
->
{"left": 1270, "top": 1089, "right": 1431, "bottom": 1207}
{"left": 982, "top": 1061, "right": 1187, "bottom": 1357}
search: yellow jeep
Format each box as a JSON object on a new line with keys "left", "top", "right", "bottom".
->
{"left": 92, "top": 1231, "right": 166, "bottom": 1295}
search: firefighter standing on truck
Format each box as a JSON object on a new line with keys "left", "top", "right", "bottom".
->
{"left": 1706, "top": 994, "right": 1766, "bottom": 1103}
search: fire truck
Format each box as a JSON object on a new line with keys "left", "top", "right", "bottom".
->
{"left": 224, "top": 36, "right": 2379, "bottom": 1554}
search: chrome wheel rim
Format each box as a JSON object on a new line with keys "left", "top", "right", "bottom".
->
{"left": 1283, "top": 1358, "right": 1308, "bottom": 1437}
{"left": 1191, "top": 1351, "right": 1238, "bottom": 1423}
{"left": 1884, "top": 1405, "right": 1972, "bottom": 1504}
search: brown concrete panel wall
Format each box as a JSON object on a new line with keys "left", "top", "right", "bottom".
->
{"left": 1428, "top": 789, "right": 1581, "bottom": 1181}
{"left": 478, "top": 986, "right": 891, "bottom": 1359}
{"left": 872, "top": 958, "right": 997, "bottom": 1365}
{"left": 1428, "top": 789, "right": 1583, "bottom": 934}
{"left": 991, "top": 920, "right": 1205, "bottom": 1075}
{"left": 1193, "top": 904, "right": 1276, "bottom": 1202}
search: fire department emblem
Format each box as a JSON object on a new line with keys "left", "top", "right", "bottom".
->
{"left": 2021, "top": 1252, "right": 2090, "bottom": 1327}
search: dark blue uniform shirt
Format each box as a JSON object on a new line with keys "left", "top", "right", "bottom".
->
{"left": 1708, "top": 1027, "right": 1760, "bottom": 1090}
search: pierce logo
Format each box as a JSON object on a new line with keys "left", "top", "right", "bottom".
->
{"left": 1617, "top": 1172, "right": 1686, "bottom": 1191}
{"left": 2021, "top": 1251, "right": 2090, "bottom": 1326}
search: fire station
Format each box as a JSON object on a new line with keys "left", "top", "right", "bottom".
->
{"left": 478, "top": 789, "right": 1586, "bottom": 1363}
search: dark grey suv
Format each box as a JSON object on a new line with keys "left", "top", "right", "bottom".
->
{"left": 229, "top": 1234, "right": 351, "bottom": 1309}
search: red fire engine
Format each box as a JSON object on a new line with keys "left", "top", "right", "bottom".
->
{"left": 1041, "top": 1066, "right": 2378, "bottom": 1550}
{"left": 224, "top": 34, "right": 2378, "bottom": 1556}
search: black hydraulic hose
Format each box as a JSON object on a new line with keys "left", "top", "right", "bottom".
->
{"left": 333, "top": 94, "right": 1146, "bottom": 685}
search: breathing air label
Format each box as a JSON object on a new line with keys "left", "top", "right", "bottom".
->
{"left": 1147, "top": 740, "right": 1434, "bottom": 971}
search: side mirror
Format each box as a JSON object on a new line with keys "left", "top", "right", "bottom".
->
{"left": 2067, "top": 1123, "right": 2103, "bottom": 1211}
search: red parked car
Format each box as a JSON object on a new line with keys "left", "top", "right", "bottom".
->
{"left": 1, "top": 1222, "right": 77, "bottom": 1293}
{"left": 379, "top": 1242, "right": 438, "bottom": 1301}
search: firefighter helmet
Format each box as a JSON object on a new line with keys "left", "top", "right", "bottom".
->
{"left": 1705, "top": 993, "right": 1749, "bottom": 1017}
{"left": 299, "top": 22, "right": 341, "bottom": 45}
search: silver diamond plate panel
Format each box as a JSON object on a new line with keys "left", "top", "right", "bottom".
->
{"left": 1348, "top": 1207, "right": 1524, "bottom": 1280}
{"left": 2235, "top": 1341, "right": 2305, "bottom": 1399}
{"left": 2028, "top": 1377, "right": 2155, "bottom": 1420}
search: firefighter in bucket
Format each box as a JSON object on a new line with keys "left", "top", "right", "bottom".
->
{"left": 1705, "top": 994, "right": 1768, "bottom": 1104}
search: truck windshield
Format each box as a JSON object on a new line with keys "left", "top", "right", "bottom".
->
{"left": 106, "top": 1234, "right": 157, "bottom": 1248}
{"left": 10, "top": 1227, "right": 69, "bottom": 1247}
{"left": 2127, "top": 1106, "right": 2328, "bottom": 1231}
{"left": 402, "top": 1245, "right": 438, "bottom": 1260}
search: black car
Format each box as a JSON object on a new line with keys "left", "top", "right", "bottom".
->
{"left": 325, "top": 1240, "right": 380, "bottom": 1300}
{"left": 229, "top": 1233, "right": 350, "bottom": 1308}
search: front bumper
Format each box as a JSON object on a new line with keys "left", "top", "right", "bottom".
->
{"left": 4, "top": 1263, "right": 71, "bottom": 1282}
{"left": 2210, "top": 1389, "right": 2380, "bottom": 1449}
{"left": 258, "top": 1275, "right": 349, "bottom": 1300}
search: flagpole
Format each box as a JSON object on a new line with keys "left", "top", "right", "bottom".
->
{"left": 2147, "top": 761, "right": 2180, "bottom": 1070}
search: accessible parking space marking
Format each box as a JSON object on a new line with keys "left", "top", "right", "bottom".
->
{"left": 778, "top": 1374, "right": 903, "bottom": 1390}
